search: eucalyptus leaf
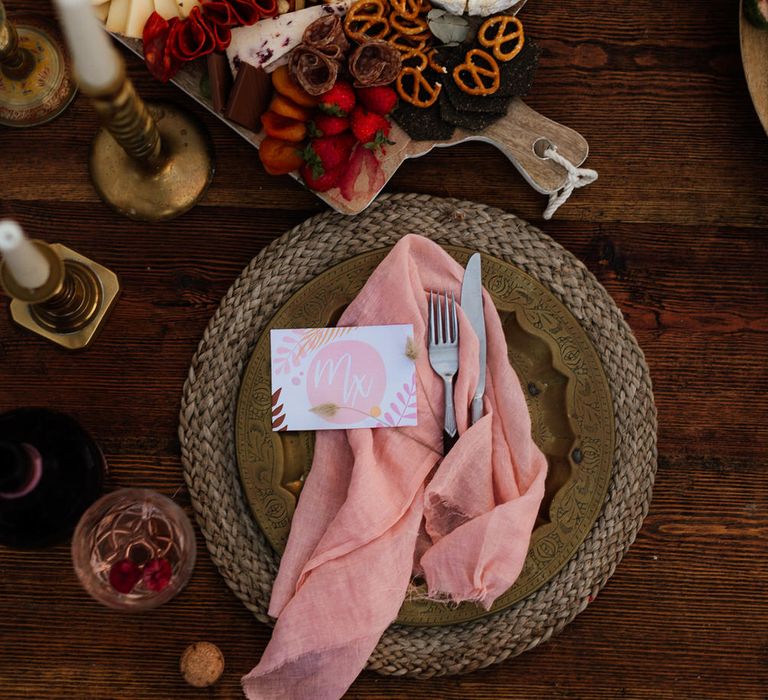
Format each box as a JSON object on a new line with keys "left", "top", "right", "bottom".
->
{"left": 427, "top": 10, "right": 470, "bottom": 44}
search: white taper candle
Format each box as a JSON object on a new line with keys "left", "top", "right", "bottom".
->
{"left": 53, "top": 0, "right": 121, "bottom": 92}
{"left": 0, "top": 220, "right": 51, "bottom": 290}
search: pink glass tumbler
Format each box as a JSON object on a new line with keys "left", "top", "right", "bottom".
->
{"left": 72, "top": 488, "right": 196, "bottom": 610}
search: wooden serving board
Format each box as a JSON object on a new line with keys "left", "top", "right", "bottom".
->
{"left": 116, "top": 37, "right": 589, "bottom": 214}
{"left": 740, "top": 0, "right": 768, "bottom": 136}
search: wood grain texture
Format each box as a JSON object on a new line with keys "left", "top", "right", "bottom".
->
{"left": 0, "top": 0, "right": 767, "bottom": 698}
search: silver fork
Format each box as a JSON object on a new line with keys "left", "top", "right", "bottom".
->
{"left": 428, "top": 290, "right": 459, "bottom": 454}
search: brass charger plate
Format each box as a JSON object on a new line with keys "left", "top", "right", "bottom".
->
{"left": 740, "top": 0, "right": 768, "bottom": 136}
{"left": 235, "top": 246, "right": 614, "bottom": 626}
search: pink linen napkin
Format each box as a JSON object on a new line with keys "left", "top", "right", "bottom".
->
{"left": 243, "top": 234, "right": 548, "bottom": 699}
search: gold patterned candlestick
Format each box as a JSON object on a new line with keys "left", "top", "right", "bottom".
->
{"left": 0, "top": 221, "right": 119, "bottom": 350}
{"left": 0, "top": 2, "right": 76, "bottom": 127}
{"left": 87, "top": 70, "right": 215, "bottom": 222}
{"left": 54, "top": 0, "right": 214, "bottom": 222}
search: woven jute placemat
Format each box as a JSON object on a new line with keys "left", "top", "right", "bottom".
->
{"left": 179, "top": 193, "right": 657, "bottom": 678}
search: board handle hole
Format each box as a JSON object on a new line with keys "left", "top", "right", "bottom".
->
{"left": 533, "top": 138, "right": 554, "bottom": 159}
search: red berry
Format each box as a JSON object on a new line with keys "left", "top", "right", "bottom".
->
{"left": 143, "top": 557, "right": 173, "bottom": 592}
{"left": 319, "top": 81, "right": 356, "bottom": 117}
{"left": 357, "top": 86, "right": 398, "bottom": 115}
{"left": 303, "top": 133, "right": 355, "bottom": 175}
{"left": 350, "top": 106, "right": 394, "bottom": 150}
{"left": 311, "top": 112, "right": 350, "bottom": 137}
{"left": 300, "top": 162, "right": 343, "bottom": 192}
{"left": 109, "top": 558, "right": 142, "bottom": 594}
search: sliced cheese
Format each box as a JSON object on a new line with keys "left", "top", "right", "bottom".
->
{"left": 466, "top": 0, "right": 521, "bottom": 15}
{"left": 430, "top": 0, "right": 467, "bottom": 15}
{"left": 105, "top": 0, "right": 131, "bottom": 34}
{"left": 177, "top": 0, "right": 202, "bottom": 18}
{"left": 227, "top": 1, "right": 352, "bottom": 74}
{"left": 153, "top": 0, "right": 181, "bottom": 20}
{"left": 94, "top": 2, "right": 111, "bottom": 21}
{"left": 124, "top": 0, "right": 154, "bottom": 37}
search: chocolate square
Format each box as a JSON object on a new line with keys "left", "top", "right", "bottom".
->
{"left": 224, "top": 62, "right": 271, "bottom": 133}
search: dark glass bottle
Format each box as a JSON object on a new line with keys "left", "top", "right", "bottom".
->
{"left": 0, "top": 408, "right": 105, "bottom": 548}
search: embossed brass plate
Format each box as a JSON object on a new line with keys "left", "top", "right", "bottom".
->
{"left": 236, "top": 247, "right": 614, "bottom": 626}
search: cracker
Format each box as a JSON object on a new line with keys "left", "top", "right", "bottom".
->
{"left": 438, "top": 91, "right": 506, "bottom": 130}
{"left": 392, "top": 100, "right": 456, "bottom": 141}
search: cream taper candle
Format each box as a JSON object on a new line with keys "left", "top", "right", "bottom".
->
{"left": 0, "top": 220, "right": 51, "bottom": 290}
{"left": 54, "top": 0, "right": 121, "bottom": 92}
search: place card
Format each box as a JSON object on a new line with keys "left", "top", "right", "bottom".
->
{"left": 270, "top": 325, "right": 417, "bottom": 431}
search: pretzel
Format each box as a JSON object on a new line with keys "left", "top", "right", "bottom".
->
{"left": 388, "top": 31, "right": 431, "bottom": 54}
{"left": 426, "top": 48, "right": 446, "bottom": 74}
{"left": 344, "top": 0, "right": 390, "bottom": 42}
{"left": 389, "top": 12, "right": 429, "bottom": 36}
{"left": 452, "top": 48, "right": 500, "bottom": 95}
{"left": 396, "top": 65, "right": 442, "bottom": 107}
{"left": 400, "top": 48, "right": 429, "bottom": 69}
{"left": 477, "top": 15, "right": 525, "bottom": 62}
{"left": 389, "top": 0, "right": 420, "bottom": 20}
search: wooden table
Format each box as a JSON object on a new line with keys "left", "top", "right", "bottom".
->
{"left": 1, "top": 1, "right": 766, "bottom": 698}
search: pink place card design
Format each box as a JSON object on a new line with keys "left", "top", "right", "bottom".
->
{"left": 270, "top": 325, "right": 417, "bottom": 432}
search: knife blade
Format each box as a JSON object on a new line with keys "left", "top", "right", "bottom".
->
{"left": 511, "top": 0, "right": 528, "bottom": 15}
{"left": 461, "top": 253, "right": 487, "bottom": 425}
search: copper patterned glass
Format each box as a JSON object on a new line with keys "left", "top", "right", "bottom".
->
{"left": 72, "top": 488, "right": 196, "bottom": 610}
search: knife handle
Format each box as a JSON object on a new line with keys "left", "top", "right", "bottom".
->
{"left": 470, "top": 397, "right": 483, "bottom": 425}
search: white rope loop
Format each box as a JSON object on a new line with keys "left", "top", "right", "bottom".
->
{"left": 542, "top": 146, "right": 598, "bottom": 220}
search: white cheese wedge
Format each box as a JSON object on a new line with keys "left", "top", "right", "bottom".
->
{"left": 429, "top": 0, "right": 467, "bottom": 15}
{"left": 466, "top": 0, "right": 522, "bottom": 16}
{"left": 124, "top": 0, "right": 154, "bottom": 37}
{"left": 105, "top": 0, "right": 131, "bottom": 34}
{"left": 94, "top": 2, "right": 111, "bottom": 20}
{"left": 177, "top": 0, "right": 202, "bottom": 18}
{"left": 153, "top": 0, "right": 181, "bottom": 20}
{"left": 227, "top": 1, "right": 352, "bottom": 74}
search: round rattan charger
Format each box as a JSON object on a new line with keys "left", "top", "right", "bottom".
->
{"left": 179, "top": 193, "right": 657, "bottom": 678}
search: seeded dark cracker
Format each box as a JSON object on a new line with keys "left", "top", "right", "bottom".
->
{"left": 440, "top": 47, "right": 511, "bottom": 113}
{"left": 392, "top": 63, "right": 454, "bottom": 141}
{"left": 438, "top": 92, "right": 505, "bottom": 131}
{"left": 392, "top": 101, "right": 455, "bottom": 141}
{"left": 495, "top": 37, "right": 540, "bottom": 97}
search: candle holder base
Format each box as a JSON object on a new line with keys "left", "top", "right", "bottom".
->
{"left": 89, "top": 101, "right": 215, "bottom": 222}
{"left": 8, "top": 244, "right": 120, "bottom": 350}
{"left": 0, "top": 14, "right": 77, "bottom": 128}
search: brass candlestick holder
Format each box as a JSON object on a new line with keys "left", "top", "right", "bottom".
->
{"left": 0, "top": 3, "right": 76, "bottom": 127}
{"left": 0, "top": 241, "right": 119, "bottom": 350}
{"left": 85, "top": 66, "right": 215, "bottom": 222}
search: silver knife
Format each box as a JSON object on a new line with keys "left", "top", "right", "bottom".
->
{"left": 461, "top": 253, "right": 487, "bottom": 425}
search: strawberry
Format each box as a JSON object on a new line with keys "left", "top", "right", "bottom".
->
{"left": 319, "top": 81, "right": 356, "bottom": 117}
{"left": 300, "top": 133, "right": 355, "bottom": 192}
{"left": 350, "top": 106, "right": 394, "bottom": 150}
{"left": 302, "top": 133, "right": 355, "bottom": 174}
{"left": 357, "top": 86, "right": 398, "bottom": 115}
{"left": 311, "top": 112, "right": 350, "bottom": 137}
{"left": 300, "top": 163, "right": 343, "bottom": 192}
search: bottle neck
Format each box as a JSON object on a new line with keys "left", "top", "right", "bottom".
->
{"left": 0, "top": 441, "right": 43, "bottom": 499}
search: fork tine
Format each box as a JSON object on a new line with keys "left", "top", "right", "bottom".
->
{"left": 444, "top": 290, "right": 450, "bottom": 343}
{"left": 450, "top": 290, "right": 458, "bottom": 343}
{"left": 428, "top": 291, "right": 435, "bottom": 344}
{"left": 436, "top": 291, "right": 444, "bottom": 344}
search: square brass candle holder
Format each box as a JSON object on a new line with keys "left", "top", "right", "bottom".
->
{"left": 1, "top": 241, "right": 119, "bottom": 350}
